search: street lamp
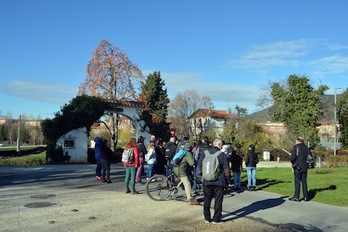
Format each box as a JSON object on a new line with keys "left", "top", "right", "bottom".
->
{"left": 334, "top": 88, "right": 341, "bottom": 156}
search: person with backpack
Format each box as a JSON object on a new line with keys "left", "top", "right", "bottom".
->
{"left": 172, "top": 143, "right": 200, "bottom": 205}
{"left": 289, "top": 136, "right": 310, "bottom": 202}
{"left": 245, "top": 144, "right": 259, "bottom": 191}
{"left": 123, "top": 138, "right": 140, "bottom": 194}
{"left": 198, "top": 138, "right": 231, "bottom": 224}
{"left": 135, "top": 136, "right": 146, "bottom": 185}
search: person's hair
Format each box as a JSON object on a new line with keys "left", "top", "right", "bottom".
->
{"left": 296, "top": 137, "right": 304, "bottom": 143}
{"left": 213, "top": 138, "right": 223, "bottom": 147}
{"left": 137, "top": 136, "right": 144, "bottom": 143}
{"left": 170, "top": 136, "right": 176, "bottom": 143}
{"left": 127, "top": 138, "right": 137, "bottom": 147}
{"left": 147, "top": 141, "right": 154, "bottom": 152}
{"left": 183, "top": 136, "right": 189, "bottom": 141}
{"left": 202, "top": 136, "right": 209, "bottom": 143}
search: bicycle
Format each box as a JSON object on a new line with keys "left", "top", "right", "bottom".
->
{"left": 146, "top": 166, "right": 203, "bottom": 201}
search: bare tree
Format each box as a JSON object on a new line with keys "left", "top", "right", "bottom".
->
{"left": 168, "top": 90, "right": 214, "bottom": 139}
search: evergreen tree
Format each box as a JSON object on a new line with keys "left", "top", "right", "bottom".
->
{"left": 270, "top": 74, "right": 328, "bottom": 148}
{"left": 138, "top": 71, "right": 170, "bottom": 141}
{"left": 338, "top": 88, "right": 348, "bottom": 147}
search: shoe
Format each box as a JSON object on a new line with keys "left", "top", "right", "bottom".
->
{"left": 131, "top": 191, "right": 141, "bottom": 195}
{"left": 289, "top": 197, "right": 300, "bottom": 202}
{"left": 188, "top": 199, "right": 200, "bottom": 205}
{"left": 212, "top": 221, "right": 224, "bottom": 224}
{"left": 96, "top": 177, "right": 104, "bottom": 181}
{"left": 204, "top": 220, "right": 211, "bottom": 224}
{"left": 106, "top": 180, "right": 112, "bottom": 183}
{"left": 102, "top": 179, "right": 107, "bottom": 183}
{"left": 126, "top": 189, "right": 131, "bottom": 193}
{"left": 303, "top": 197, "right": 310, "bottom": 202}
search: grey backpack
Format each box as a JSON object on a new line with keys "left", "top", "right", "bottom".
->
{"left": 202, "top": 150, "right": 221, "bottom": 181}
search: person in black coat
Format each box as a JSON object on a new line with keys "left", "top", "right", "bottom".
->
{"left": 289, "top": 137, "right": 310, "bottom": 202}
{"left": 245, "top": 144, "right": 259, "bottom": 191}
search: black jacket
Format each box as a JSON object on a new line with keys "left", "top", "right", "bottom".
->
{"left": 245, "top": 150, "right": 258, "bottom": 167}
{"left": 290, "top": 142, "right": 310, "bottom": 172}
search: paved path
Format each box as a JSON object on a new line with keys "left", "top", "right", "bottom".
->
{"left": 0, "top": 164, "right": 347, "bottom": 232}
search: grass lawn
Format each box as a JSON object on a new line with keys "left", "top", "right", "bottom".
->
{"left": 241, "top": 167, "right": 348, "bottom": 207}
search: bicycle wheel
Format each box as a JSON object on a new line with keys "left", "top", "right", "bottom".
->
{"left": 146, "top": 175, "right": 173, "bottom": 201}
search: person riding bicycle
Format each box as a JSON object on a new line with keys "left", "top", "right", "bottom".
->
{"left": 172, "top": 142, "right": 200, "bottom": 205}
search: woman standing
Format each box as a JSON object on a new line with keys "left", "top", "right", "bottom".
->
{"left": 135, "top": 136, "right": 146, "bottom": 184}
{"left": 145, "top": 141, "right": 156, "bottom": 180}
{"left": 245, "top": 144, "right": 259, "bottom": 191}
{"left": 124, "top": 138, "right": 140, "bottom": 194}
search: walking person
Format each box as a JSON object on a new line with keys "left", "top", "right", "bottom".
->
{"left": 94, "top": 136, "right": 104, "bottom": 181}
{"left": 289, "top": 137, "right": 310, "bottom": 202}
{"left": 145, "top": 141, "right": 156, "bottom": 180}
{"left": 245, "top": 144, "right": 259, "bottom": 191}
{"left": 123, "top": 138, "right": 141, "bottom": 194}
{"left": 198, "top": 138, "right": 231, "bottom": 224}
{"left": 135, "top": 136, "right": 146, "bottom": 184}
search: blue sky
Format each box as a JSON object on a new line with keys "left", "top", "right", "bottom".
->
{"left": 1, "top": 0, "right": 348, "bottom": 119}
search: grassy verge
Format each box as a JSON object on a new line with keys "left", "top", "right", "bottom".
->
{"left": 240, "top": 167, "right": 348, "bottom": 207}
{"left": 0, "top": 152, "right": 46, "bottom": 166}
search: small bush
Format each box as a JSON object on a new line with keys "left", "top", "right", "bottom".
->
{"left": 325, "top": 155, "right": 348, "bottom": 168}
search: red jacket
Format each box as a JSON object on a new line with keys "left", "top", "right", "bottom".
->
{"left": 123, "top": 145, "right": 139, "bottom": 167}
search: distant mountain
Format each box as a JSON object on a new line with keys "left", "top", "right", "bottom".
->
{"left": 248, "top": 94, "right": 339, "bottom": 123}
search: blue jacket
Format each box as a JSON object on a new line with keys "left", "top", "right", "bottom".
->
{"left": 94, "top": 137, "right": 103, "bottom": 160}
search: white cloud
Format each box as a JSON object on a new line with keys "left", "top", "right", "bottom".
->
{"left": 159, "top": 71, "right": 260, "bottom": 111}
{"left": 225, "top": 39, "right": 313, "bottom": 69}
{"left": 1, "top": 80, "right": 77, "bottom": 104}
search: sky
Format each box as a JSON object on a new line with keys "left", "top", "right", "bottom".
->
{"left": 1, "top": 0, "right": 348, "bottom": 119}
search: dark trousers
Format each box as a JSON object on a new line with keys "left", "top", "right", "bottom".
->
{"left": 96, "top": 159, "right": 102, "bottom": 177}
{"left": 203, "top": 185, "right": 224, "bottom": 222}
{"left": 294, "top": 169, "right": 308, "bottom": 199}
{"left": 101, "top": 159, "right": 110, "bottom": 181}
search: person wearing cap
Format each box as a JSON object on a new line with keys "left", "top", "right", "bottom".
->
{"left": 173, "top": 143, "right": 200, "bottom": 205}
{"left": 245, "top": 144, "right": 259, "bottom": 191}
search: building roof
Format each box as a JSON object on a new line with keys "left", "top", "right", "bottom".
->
{"left": 101, "top": 99, "right": 145, "bottom": 108}
{"left": 189, "top": 109, "right": 237, "bottom": 119}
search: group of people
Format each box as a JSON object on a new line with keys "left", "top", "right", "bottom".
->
{"left": 94, "top": 133, "right": 311, "bottom": 224}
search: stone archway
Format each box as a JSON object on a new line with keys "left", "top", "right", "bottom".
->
{"left": 104, "top": 99, "right": 150, "bottom": 141}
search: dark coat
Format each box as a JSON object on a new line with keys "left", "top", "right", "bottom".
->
{"left": 231, "top": 151, "right": 243, "bottom": 172}
{"left": 290, "top": 142, "right": 310, "bottom": 173}
{"left": 245, "top": 150, "right": 259, "bottom": 167}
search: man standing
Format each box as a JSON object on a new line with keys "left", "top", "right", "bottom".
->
{"left": 198, "top": 138, "right": 230, "bottom": 224}
{"left": 289, "top": 136, "right": 310, "bottom": 202}
{"left": 192, "top": 136, "right": 211, "bottom": 193}
{"left": 165, "top": 136, "right": 177, "bottom": 176}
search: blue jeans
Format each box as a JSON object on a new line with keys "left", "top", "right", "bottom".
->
{"left": 233, "top": 171, "right": 241, "bottom": 189}
{"left": 246, "top": 167, "right": 256, "bottom": 187}
{"left": 147, "top": 164, "right": 155, "bottom": 178}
